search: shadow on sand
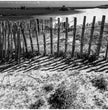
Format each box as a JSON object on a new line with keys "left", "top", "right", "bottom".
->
{"left": 0, "top": 54, "right": 108, "bottom": 74}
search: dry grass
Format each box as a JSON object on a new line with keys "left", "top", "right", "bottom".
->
{"left": 0, "top": 69, "right": 108, "bottom": 108}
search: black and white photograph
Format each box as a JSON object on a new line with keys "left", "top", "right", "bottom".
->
{"left": 0, "top": 0, "right": 108, "bottom": 109}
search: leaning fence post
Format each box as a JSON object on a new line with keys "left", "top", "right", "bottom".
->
{"left": 96, "top": 15, "right": 105, "bottom": 58}
{"left": 88, "top": 16, "right": 96, "bottom": 56}
{"left": 72, "top": 17, "right": 77, "bottom": 57}
{"left": 50, "top": 17, "right": 53, "bottom": 54}
{"left": 20, "top": 23, "right": 28, "bottom": 54}
{"left": 65, "top": 17, "right": 68, "bottom": 53}
{"left": 57, "top": 18, "right": 60, "bottom": 55}
{"left": 80, "top": 16, "right": 86, "bottom": 57}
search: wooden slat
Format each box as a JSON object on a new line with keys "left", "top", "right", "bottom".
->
{"left": 20, "top": 23, "right": 28, "bottom": 54}
{"left": 29, "top": 29, "right": 34, "bottom": 53}
{"left": 41, "top": 19, "right": 44, "bottom": 33}
{"left": 10, "top": 24, "right": 13, "bottom": 59}
{"left": 80, "top": 16, "right": 86, "bottom": 57}
{"left": 1, "top": 22, "right": 4, "bottom": 59}
{"left": 50, "top": 17, "right": 53, "bottom": 54}
{"left": 12, "top": 23, "right": 18, "bottom": 60}
{"left": 17, "top": 27, "right": 21, "bottom": 63}
{"left": 105, "top": 40, "right": 108, "bottom": 59}
{"left": 0, "top": 22, "right": 2, "bottom": 59}
{"left": 35, "top": 20, "right": 40, "bottom": 53}
{"left": 43, "top": 32, "right": 46, "bottom": 55}
{"left": 7, "top": 21, "right": 11, "bottom": 60}
{"left": 72, "top": 17, "right": 77, "bottom": 57}
{"left": 4, "top": 22, "right": 7, "bottom": 60}
{"left": 36, "top": 19, "right": 40, "bottom": 34}
{"left": 88, "top": 16, "right": 96, "bottom": 56}
{"left": 57, "top": 18, "right": 60, "bottom": 55}
{"left": 96, "top": 15, "right": 105, "bottom": 57}
{"left": 65, "top": 17, "right": 68, "bottom": 53}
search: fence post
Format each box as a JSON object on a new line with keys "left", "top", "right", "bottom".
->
{"left": 10, "top": 23, "right": 13, "bottom": 59}
{"left": 105, "top": 40, "right": 108, "bottom": 59}
{"left": 20, "top": 23, "right": 28, "bottom": 54}
{"left": 36, "top": 19, "right": 40, "bottom": 34}
{"left": 41, "top": 20, "right": 46, "bottom": 56}
{"left": 41, "top": 19, "right": 44, "bottom": 33}
{"left": 50, "top": 17, "right": 53, "bottom": 54}
{"left": 96, "top": 15, "right": 105, "bottom": 57}
{"left": 4, "top": 22, "right": 7, "bottom": 61}
{"left": 65, "top": 17, "right": 68, "bottom": 53}
{"left": 0, "top": 22, "right": 2, "bottom": 59}
{"left": 80, "top": 16, "right": 86, "bottom": 57}
{"left": 1, "top": 22, "right": 4, "bottom": 60}
{"left": 17, "top": 27, "right": 21, "bottom": 63}
{"left": 29, "top": 28, "right": 34, "bottom": 53}
{"left": 7, "top": 21, "right": 11, "bottom": 61}
{"left": 88, "top": 16, "right": 96, "bottom": 56}
{"left": 35, "top": 20, "right": 40, "bottom": 54}
{"left": 13, "top": 23, "right": 18, "bottom": 60}
{"left": 43, "top": 32, "right": 46, "bottom": 55}
{"left": 57, "top": 18, "right": 60, "bottom": 55}
{"left": 72, "top": 17, "right": 77, "bottom": 57}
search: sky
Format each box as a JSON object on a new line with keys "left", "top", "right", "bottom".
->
{"left": 0, "top": 1, "right": 108, "bottom": 7}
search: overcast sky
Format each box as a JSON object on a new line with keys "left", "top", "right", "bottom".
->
{"left": 0, "top": 1, "right": 108, "bottom": 7}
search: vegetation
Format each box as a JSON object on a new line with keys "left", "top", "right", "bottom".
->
{"left": 42, "top": 84, "right": 54, "bottom": 93}
{"left": 91, "top": 77, "right": 107, "bottom": 91}
{"left": 48, "top": 85, "right": 77, "bottom": 109}
{"left": 29, "top": 99, "right": 45, "bottom": 109}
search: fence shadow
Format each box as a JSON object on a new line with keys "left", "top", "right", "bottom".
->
{"left": 1, "top": 54, "right": 108, "bottom": 74}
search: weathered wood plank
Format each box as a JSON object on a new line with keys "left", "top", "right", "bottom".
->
{"left": 57, "top": 18, "right": 60, "bottom": 55}
{"left": 80, "top": 16, "right": 86, "bottom": 57}
{"left": 72, "top": 17, "right": 77, "bottom": 57}
{"left": 50, "top": 17, "right": 53, "bottom": 54}
{"left": 88, "top": 16, "right": 96, "bottom": 56}
{"left": 65, "top": 17, "right": 68, "bottom": 53}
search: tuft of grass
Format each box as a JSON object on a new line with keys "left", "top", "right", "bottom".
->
{"left": 75, "top": 52, "right": 97, "bottom": 63}
{"left": 94, "top": 96, "right": 104, "bottom": 107}
{"left": 87, "top": 54, "right": 97, "bottom": 63}
{"left": 48, "top": 86, "right": 76, "bottom": 109}
{"left": 29, "top": 99, "right": 45, "bottom": 109}
{"left": 42, "top": 84, "right": 54, "bottom": 93}
{"left": 91, "top": 77, "right": 107, "bottom": 91}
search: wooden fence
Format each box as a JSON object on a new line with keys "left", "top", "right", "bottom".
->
{"left": 0, "top": 15, "right": 108, "bottom": 64}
